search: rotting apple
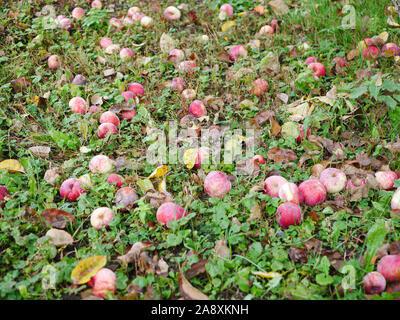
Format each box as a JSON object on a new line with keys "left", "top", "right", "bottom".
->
{"left": 89, "top": 155, "right": 113, "bottom": 174}
{"left": 276, "top": 202, "right": 303, "bottom": 229}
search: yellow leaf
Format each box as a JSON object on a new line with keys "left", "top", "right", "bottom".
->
{"left": 158, "top": 179, "right": 167, "bottom": 192}
{"left": 238, "top": 12, "right": 247, "bottom": 17}
{"left": 183, "top": 148, "right": 198, "bottom": 169}
{"left": 221, "top": 20, "right": 236, "bottom": 32}
{"left": 377, "top": 31, "right": 389, "bottom": 43}
{"left": 148, "top": 165, "right": 168, "bottom": 179}
{"left": 0, "top": 159, "right": 25, "bottom": 173}
{"left": 70, "top": 255, "right": 107, "bottom": 285}
{"left": 32, "top": 96, "right": 40, "bottom": 104}
{"left": 137, "top": 179, "right": 154, "bottom": 193}
{"left": 252, "top": 271, "right": 282, "bottom": 279}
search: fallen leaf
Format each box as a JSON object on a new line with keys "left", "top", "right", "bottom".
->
{"left": 0, "top": 159, "right": 25, "bottom": 173}
{"left": 287, "top": 102, "right": 312, "bottom": 121}
{"left": 270, "top": 118, "right": 281, "bottom": 135}
{"left": 103, "top": 68, "right": 115, "bottom": 77}
{"left": 247, "top": 202, "right": 262, "bottom": 221}
{"left": 185, "top": 260, "right": 209, "bottom": 279}
{"left": 252, "top": 271, "right": 282, "bottom": 278}
{"left": 45, "top": 229, "right": 73, "bottom": 247}
{"left": 388, "top": 15, "right": 400, "bottom": 27}
{"left": 216, "top": 51, "right": 232, "bottom": 63}
{"left": 221, "top": 20, "right": 236, "bottom": 32}
{"left": 117, "top": 241, "right": 154, "bottom": 265}
{"left": 29, "top": 146, "right": 50, "bottom": 158}
{"left": 40, "top": 208, "right": 74, "bottom": 229}
{"left": 71, "top": 256, "right": 107, "bottom": 285}
{"left": 148, "top": 165, "right": 168, "bottom": 179}
{"left": 347, "top": 49, "right": 359, "bottom": 61}
{"left": 160, "top": 33, "right": 175, "bottom": 54}
{"left": 289, "top": 247, "right": 308, "bottom": 264}
{"left": 215, "top": 238, "right": 230, "bottom": 259}
{"left": 267, "top": 147, "right": 297, "bottom": 162}
{"left": 109, "top": 102, "right": 136, "bottom": 114}
{"left": 11, "top": 77, "right": 30, "bottom": 93}
{"left": 236, "top": 158, "right": 260, "bottom": 176}
{"left": 268, "top": 0, "right": 289, "bottom": 15}
{"left": 178, "top": 268, "right": 209, "bottom": 300}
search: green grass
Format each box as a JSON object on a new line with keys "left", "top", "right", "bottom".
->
{"left": 1, "top": 0, "right": 400, "bottom": 300}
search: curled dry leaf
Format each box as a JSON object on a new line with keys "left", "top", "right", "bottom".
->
{"left": 103, "top": 68, "right": 116, "bottom": 77}
{"left": 254, "top": 110, "right": 275, "bottom": 126}
{"left": 29, "top": 146, "right": 50, "bottom": 158}
{"left": 145, "top": 190, "right": 174, "bottom": 208}
{"left": 216, "top": 51, "right": 232, "bottom": 63}
{"left": 71, "top": 255, "right": 107, "bottom": 285}
{"left": 385, "top": 141, "right": 400, "bottom": 153}
{"left": 117, "top": 241, "right": 154, "bottom": 265}
{"left": 178, "top": 268, "right": 209, "bottom": 300}
{"left": 44, "top": 168, "right": 60, "bottom": 186}
{"left": 41, "top": 208, "right": 75, "bottom": 229}
{"left": 287, "top": 102, "right": 312, "bottom": 121}
{"left": 347, "top": 49, "right": 359, "bottom": 61}
{"left": 185, "top": 259, "right": 209, "bottom": 280}
{"left": 109, "top": 102, "right": 136, "bottom": 114}
{"left": 267, "top": 147, "right": 297, "bottom": 162}
{"left": 249, "top": 182, "right": 265, "bottom": 194}
{"left": 214, "top": 238, "right": 230, "bottom": 259}
{"left": 260, "top": 51, "right": 281, "bottom": 74}
{"left": 91, "top": 95, "right": 103, "bottom": 105}
{"left": 45, "top": 228, "right": 73, "bottom": 247}
{"left": 289, "top": 247, "right": 308, "bottom": 264}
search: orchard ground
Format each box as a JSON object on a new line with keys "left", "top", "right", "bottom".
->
{"left": 1, "top": 0, "right": 400, "bottom": 300}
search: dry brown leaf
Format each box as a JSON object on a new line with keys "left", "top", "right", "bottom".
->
{"left": 185, "top": 260, "right": 209, "bottom": 279}
{"left": 11, "top": 77, "right": 30, "bottom": 93}
{"left": 160, "top": 33, "right": 176, "bottom": 54}
{"left": 215, "top": 238, "right": 230, "bottom": 259}
{"left": 41, "top": 208, "right": 75, "bottom": 229}
{"left": 247, "top": 202, "right": 262, "bottom": 222}
{"left": 117, "top": 241, "right": 154, "bottom": 265}
{"left": 178, "top": 269, "right": 210, "bottom": 300}
{"left": 45, "top": 229, "right": 73, "bottom": 247}
{"left": 289, "top": 247, "right": 308, "bottom": 264}
{"left": 270, "top": 118, "right": 281, "bottom": 135}
{"left": 268, "top": 0, "right": 289, "bottom": 15}
{"left": 216, "top": 52, "right": 232, "bottom": 63}
{"left": 29, "top": 146, "right": 50, "bottom": 158}
{"left": 254, "top": 110, "right": 275, "bottom": 126}
{"left": 267, "top": 147, "right": 297, "bottom": 162}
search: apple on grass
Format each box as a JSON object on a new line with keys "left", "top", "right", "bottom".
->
{"left": 264, "top": 175, "right": 288, "bottom": 198}
{"left": 204, "top": 171, "right": 231, "bottom": 198}
{"left": 88, "top": 268, "right": 116, "bottom": 298}
{"left": 60, "top": 178, "right": 85, "bottom": 201}
{"left": 362, "top": 272, "right": 386, "bottom": 294}
{"left": 90, "top": 207, "right": 114, "bottom": 229}
{"left": 298, "top": 179, "right": 327, "bottom": 206}
{"left": 319, "top": 168, "right": 347, "bottom": 193}
{"left": 276, "top": 202, "right": 303, "bottom": 229}
{"left": 156, "top": 202, "right": 187, "bottom": 226}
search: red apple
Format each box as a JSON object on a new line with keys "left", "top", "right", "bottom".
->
{"left": 59, "top": 18, "right": 72, "bottom": 30}
{"left": 89, "top": 268, "right": 116, "bottom": 298}
{"left": 204, "top": 171, "right": 232, "bottom": 198}
{"left": 189, "top": 100, "right": 207, "bottom": 118}
{"left": 264, "top": 175, "right": 288, "bottom": 198}
{"left": 69, "top": 97, "right": 87, "bottom": 114}
{"left": 71, "top": 7, "right": 85, "bottom": 20}
{"left": 106, "top": 173, "right": 124, "bottom": 188}
{"left": 60, "top": 178, "right": 85, "bottom": 201}
{"left": 276, "top": 202, "right": 303, "bottom": 229}
{"left": 362, "top": 46, "right": 381, "bottom": 59}
{"left": 156, "top": 202, "right": 187, "bottom": 226}
{"left": 178, "top": 60, "right": 198, "bottom": 74}
{"left": 98, "top": 123, "right": 118, "bottom": 138}
{"left": 115, "top": 187, "right": 138, "bottom": 209}
{"left": 164, "top": 6, "right": 181, "bottom": 21}
{"left": 279, "top": 182, "right": 303, "bottom": 205}
{"left": 100, "top": 37, "right": 113, "bottom": 49}
{"left": 362, "top": 271, "right": 386, "bottom": 294}
{"left": 250, "top": 78, "right": 269, "bottom": 96}
{"left": 120, "top": 110, "right": 136, "bottom": 120}
{"left": 127, "top": 82, "right": 145, "bottom": 97}
{"left": 120, "top": 48, "right": 134, "bottom": 59}
{"left": 89, "top": 155, "right": 113, "bottom": 174}
{"left": 298, "top": 179, "right": 327, "bottom": 206}
{"left": 377, "top": 255, "right": 400, "bottom": 282}
{"left": 375, "top": 171, "right": 398, "bottom": 190}
{"left": 319, "top": 168, "right": 347, "bottom": 193}
{"left": 90, "top": 207, "right": 114, "bottom": 229}
{"left": 0, "top": 186, "right": 10, "bottom": 207}
{"left": 91, "top": 0, "right": 102, "bottom": 9}
{"left": 100, "top": 111, "right": 120, "bottom": 127}
{"left": 259, "top": 25, "right": 274, "bottom": 35}
{"left": 332, "top": 57, "right": 346, "bottom": 68}
{"left": 305, "top": 56, "right": 318, "bottom": 65}
{"left": 229, "top": 45, "right": 247, "bottom": 62}
{"left": 308, "top": 62, "right": 326, "bottom": 78}
{"left": 171, "top": 77, "right": 186, "bottom": 92}
{"left": 382, "top": 43, "right": 400, "bottom": 57}
{"left": 182, "top": 89, "right": 196, "bottom": 100}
